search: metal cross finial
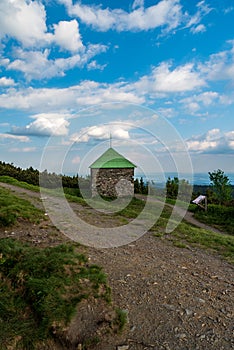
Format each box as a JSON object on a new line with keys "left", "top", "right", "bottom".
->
{"left": 110, "top": 133, "right": 112, "bottom": 148}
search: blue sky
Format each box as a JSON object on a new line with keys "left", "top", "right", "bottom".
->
{"left": 0, "top": 0, "right": 234, "bottom": 179}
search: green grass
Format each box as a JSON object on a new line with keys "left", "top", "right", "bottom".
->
{"left": 173, "top": 222, "right": 234, "bottom": 263}
{"left": 0, "top": 175, "right": 86, "bottom": 206}
{"left": 0, "top": 175, "right": 40, "bottom": 192}
{"left": 0, "top": 187, "right": 44, "bottom": 226}
{"left": 191, "top": 204, "right": 234, "bottom": 235}
{"left": 114, "top": 308, "right": 128, "bottom": 333}
{"left": 0, "top": 239, "right": 111, "bottom": 349}
{"left": 118, "top": 197, "right": 145, "bottom": 218}
{"left": 151, "top": 205, "right": 234, "bottom": 264}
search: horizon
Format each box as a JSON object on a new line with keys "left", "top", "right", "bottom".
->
{"left": 2, "top": 158, "right": 234, "bottom": 186}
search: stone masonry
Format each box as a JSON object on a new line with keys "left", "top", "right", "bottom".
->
{"left": 91, "top": 168, "right": 134, "bottom": 197}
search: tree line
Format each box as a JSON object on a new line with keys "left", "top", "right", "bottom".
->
{"left": 0, "top": 161, "right": 232, "bottom": 204}
{"left": 0, "top": 161, "right": 90, "bottom": 195}
{"left": 165, "top": 169, "right": 233, "bottom": 205}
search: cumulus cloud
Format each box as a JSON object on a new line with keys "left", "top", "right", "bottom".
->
{"left": 6, "top": 44, "right": 107, "bottom": 81}
{"left": 186, "top": 129, "right": 234, "bottom": 153}
{"left": 59, "top": 0, "right": 211, "bottom": 34}
{"left": 71, "top": 124, "right": 131, "bottom": 143}
{"left": 0, "top": 1, "right": 108, "bottom": 80}
{"left": 198, "top": 41, "right": 234, "bottom": 82}
{"left": 0, "top": 1, "right": 83, "bottom": 51}
{"left": 62, "top": 0, "right": 183, "bottom": 32}
{"left": 0, "top": 77, "right": 15, "bottom": 86}
{"left": 11, "top": 113, "right": 70, "bottom": 137}
{"left": 53, "top": 20, "right": 84, "bottom": 52}
{"left": 87, "top": 60, "right": 107, "bottom": 71}
{"left": 180, "top": 91, "right": 220, "bottom": 113}
{"left": 0, "top": 0, "right": 51, "bottom": 47}
{"left": 134, "top": 62, "right": 205, "bottom": 93}
{"left": 0, "top": 81, "right": 143, "bottom": 112}
{"left": 1, "top": 42, "right": 233, "bottom": 112}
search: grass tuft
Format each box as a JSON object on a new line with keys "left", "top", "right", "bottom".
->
{"left": 0, "top": 187, "right": 44, "bottom": 226}
{"left": 114, "top": 308, "right": 128, "bottom": 333}
{"left": 151, "top": 203, "right": 234, "bottom": 263}
{"left": 0, "top": 239, "right": 111, "bottom": 349}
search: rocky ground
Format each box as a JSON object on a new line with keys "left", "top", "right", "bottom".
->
{"left": 0, "top": 183, "right": 233, "bottom": 350}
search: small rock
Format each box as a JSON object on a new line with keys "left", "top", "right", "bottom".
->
{"left": 117, "top": 345, "right": 129, "bottom": 350}
{"left": 196, "top": 297, "right": 205, "bottom": 304}
{"left": 176, "top": 333, "right": 187, "bottom": 339}
{"left": 192, "top": 272, "right": 199, "bottom": 276}
{"left": 185, "top": 309, "right": 193, "bottom": 316}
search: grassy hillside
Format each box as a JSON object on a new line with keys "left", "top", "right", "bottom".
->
{"left": 0, "top": 239, "right": 111, "bottom": 349}
{"left": 0, "top": 186, "right": 44, "bottom": 227}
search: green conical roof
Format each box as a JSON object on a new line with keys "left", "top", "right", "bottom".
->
{"left": 90, "top": 147, "right": 136, "bottom": 169}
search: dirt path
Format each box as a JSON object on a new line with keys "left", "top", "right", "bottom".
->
{"left": 135, "top": 194, "right": 224, "bottom": 235}
{"left": 0, "top": 183, "right": 233, "bottom": 349}
{"left": 0, "top": 182, "right": 223, "bottom": 234}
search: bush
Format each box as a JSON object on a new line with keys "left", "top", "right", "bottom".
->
{"left": 194, "top": 204, "right": 234, "bottom": 235}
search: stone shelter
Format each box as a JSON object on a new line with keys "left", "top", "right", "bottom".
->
{"left": 89, "top": 147, "right": 136, "bottom": 197}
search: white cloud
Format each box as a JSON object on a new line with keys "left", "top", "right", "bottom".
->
{"left": 156, "top": 107, "right": 176, "bottom": 118}
{"left": 1, "top": 43, "right": 233, "bottom": 113}
{"left": 7, "top": 49, "right": 60, "bottom": 81}
{"left": 0, "top": 0, "right": 51, "bottom": 47}
{"left": 63, "top": 0, "right": 183, "bottom": 32}
{"left": 0, "top": 77, "right": 15, "bottom": 86}
{"left": 0, "top": 61, "right": 210, "bottom": 112}
{"left": 71, "top": 124, "right": 131, "bottom": 143}
{"left": 198, "top": 42, "right": 234, "bottom": 82}
{"left": 59, "top": 0, "right": 212, "bottom": 35}
{"left": 0, "top": 80, "right": 143, "bottom": 112}
{"left": 0, "top": 133, "right": 29, "bottom": 142}
{"left": 187, "top": 1, "right": 212, "bottom": 32}
{"left": 134, "top": 62, "right": 205, "bottom": 93}
{"left": 10, "top": 147, "right": 36, "bottom": 153}
{"left": 11, "top": 113, "right": 70, "bottom": 137}
{"left": 53, "top": 20, "right": 83, "bottom": 52}
{"left": 132, "top": 0, "right": 145, "bottom": 10}
{"left": 87, "top": 60, "right": 107, "bottom": 71}
{"left": 0, "top": 58, "right": 10, "bottom": 67}
{"left": 6, "top": 44, "right": 107, "bottom": 80}
{"left": 191, "top": 24, "right": 206, "bottom": 34}
{"left": 186, "top": 129, "right": 234, "bottom": 153}
{"left": 0, "top": 2, "right": 107, "bottom": 79}
{"left": 180, "top": 91, "right": 219, "bottom": 112}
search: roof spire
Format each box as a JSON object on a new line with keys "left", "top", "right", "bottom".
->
{"left": 110, "top": 133, "right": 112, "bottom": 148}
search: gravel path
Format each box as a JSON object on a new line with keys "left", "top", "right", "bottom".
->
{"left": 0, "top": 183, "right": 233, "bottom": 350}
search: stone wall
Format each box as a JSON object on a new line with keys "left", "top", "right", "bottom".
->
{"left": 91, "top": 168, "right": 134, "bottom": 197}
